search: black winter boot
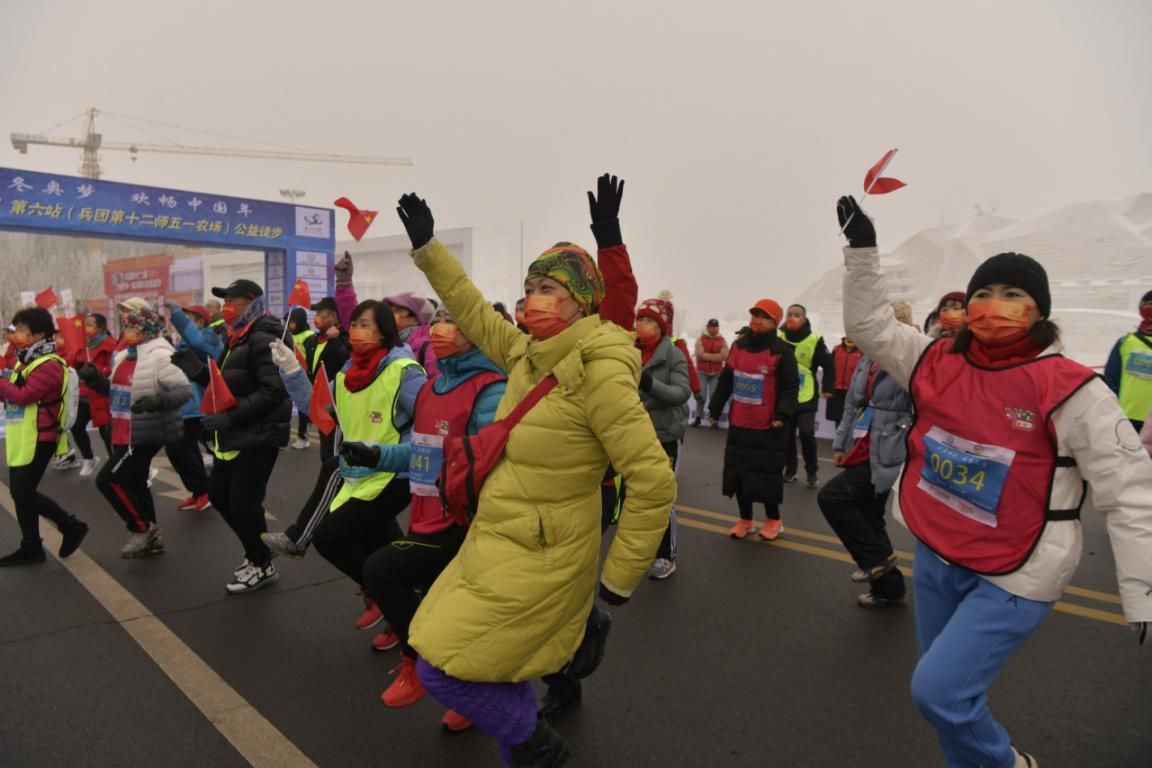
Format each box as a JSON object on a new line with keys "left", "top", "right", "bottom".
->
{"left": 58, "top": 518, "right": 89, "bottom": 558}
{"left": 0, "top": 542, "right": 47, "bottom": 567}
{"left": 510, "top": 717, "right": 570, "bottom": 768}
{"left": 568, "top": 604, "right": 612, "bottom": 679}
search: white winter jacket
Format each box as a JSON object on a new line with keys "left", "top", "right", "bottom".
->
{"left": 109, "top": 337, "right": 192, "bottom": 448}
{"left": 843, "top": 246, "right": 1152, "bottom": 623}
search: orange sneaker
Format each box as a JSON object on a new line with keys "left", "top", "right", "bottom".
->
{"left": 381, "top": 655, "right": 426, "bottom": 708}
{"left": 758, "top": 519, "right": 783, "bottom": 541}
{"left": 372, "top": 628, "right": 399, "bottom": 651}
{"left": 729, "top": 519, "right": 755, "bottom": 538}
{"left": 356, "top": 594, "right": 384, "bottom": 631}
{"left": 441, "top": 709, "right": 473, "bottom": 733}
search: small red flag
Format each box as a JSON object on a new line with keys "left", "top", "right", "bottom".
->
{"left": 864, "top": 149, "right": 906, "bottom": 195}
{"left": 35, "top": 287, "right": 57, "bottom": 309}
{"left": 199, "top": 358, "right": 239, "bottom": 415}
{"left": 56, "top": 314, "right": 85, "bottom": 356}
{"left": 308, "top": 365, "right": 337, "bottom": 436}
{"left": 287, "top": 279, "right": 312, "bottom": 309}
{"left": 333, "top": 197, "right": 378, "bottom": 242}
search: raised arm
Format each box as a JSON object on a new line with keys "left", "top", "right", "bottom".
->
{"left": 587, "top": 174, "right": 637, "bottom": 329}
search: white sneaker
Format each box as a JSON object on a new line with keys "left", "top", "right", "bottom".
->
{"left": 146, "top": 467, "right": 159, "bottom": 488}
{"left": 291, "top": 438, "right": 311, "bottom": 450}
{"left": 120, "top": 523, "right": 163, "bottom": 558}
{"left": 78, "top": 457, "right": 100, "bottom": 478}
{"left": 226, "top": 561, "right": 279, "bottom": 594}
{"left": 52, "top": 452, "right": 79, "bottom": 471}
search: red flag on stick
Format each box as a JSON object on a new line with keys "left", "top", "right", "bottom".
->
{"left": 199, "top": 358, "right": 238, "bottom": 414}
{"left": 863, "top": 149, "right": 906, "bottom": 195}
{"left": 35, "top": 287, "right": 57, "bottom": 310}
{"left": 308, "top": 365, "right": 337, "bottom": 436}
{"left": 287, "top": 279, "right": 312, "bottom": 309}
{"left": 333, "top": 197, "right": 378, "bottom": 241}
{"left": 56, "top": 314, "right": 85, "bottom": 356}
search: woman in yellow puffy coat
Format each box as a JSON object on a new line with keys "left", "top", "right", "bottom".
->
{"left": 396, "top": 186, "right": 675, "bottom": 767}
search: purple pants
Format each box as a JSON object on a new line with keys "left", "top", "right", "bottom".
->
{"left": 417, "top": 658, "right": 537, "bottom": 765}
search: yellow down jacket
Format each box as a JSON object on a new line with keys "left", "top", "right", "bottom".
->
{"left": 407, "top": 238, "right": 676, "bottom": 681}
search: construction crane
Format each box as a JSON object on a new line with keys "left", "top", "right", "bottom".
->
{"left": 10, "top": 107, "right": 413, "bottom": 179}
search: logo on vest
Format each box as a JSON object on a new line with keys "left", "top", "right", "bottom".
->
{"left": 1004, "top": 407, "right": 1035, "bottom": 432}
{"left": 436, "top": 419, "right": 450, "bottom": 435}
{"left": 758, "top": 365, "right": 769, "bottom": 374}
{"left": 369, "top": 411, "right": 383, "bottom": 423}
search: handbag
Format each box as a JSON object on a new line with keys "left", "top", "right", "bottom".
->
{"left": 439, "top": 374, "right": 558, "bottom": 521}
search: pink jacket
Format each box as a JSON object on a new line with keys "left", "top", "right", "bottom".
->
{"left": 335, "top": 283, "right": 439, "bottom": 378}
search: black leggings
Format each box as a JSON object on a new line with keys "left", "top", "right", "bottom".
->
{"left": 312, "top": 478, "right": 411, "bottom": 587}
{"left": 69, "top": 399, "right": 112, "bottom": 460}
{"left": 165, "top": 419, "right": 209, "bottom": 496}
{"left": 9, "top": 441, "right": 75, "bottom": 548}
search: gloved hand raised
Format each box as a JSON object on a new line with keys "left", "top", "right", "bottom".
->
{"left": 334, "top": 250, "right": 354, "bottom": 287}
{"left": 837, "top": 195, "right": 877, "bottom": 249}
{"left": 269, "top": 339, "right": 301, "bottom": 375}
{"left": 340, "top": 441, "right": 381, "bottom": 469}
{"left": 587, "top": 173, "right": 625, "bottom": 249}
{"left": 396, "top": 193, "right": 435, "bottom": 250}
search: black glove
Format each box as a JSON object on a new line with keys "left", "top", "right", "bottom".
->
{"left": 75, "top": 363, "right": 100, "bottom": 385}
{"left": 837, "top": 194, "right": 877, "bottom": 249}
{"left": 170, "top": 349, "right": 207, "bottom": 383}
{"left": 201, "top": 411, "right": 232, "bottom": 432}
{"left": 598, "top": 582, "right": 629, "bottom": 607}
{"left": 130, "top": 394, "right": 163, "bottom": 413}
{"left": 587, "top": 173, "right": 625, "bottom": 249}
{"left": 396, "top": 193, "right": 435, "bottom": 250}
{"left": 639, "top": 370, "right": 653, "bottom": 392}
{"left": 339, "top": 440, "right": 381, "bottom": 469}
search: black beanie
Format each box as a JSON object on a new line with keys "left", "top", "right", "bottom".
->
{"left": 1141, "top": 290, "right": 1152, "bottom": 306}
{"left": 966, "top": 252, "right": 1051, "bottom": 318}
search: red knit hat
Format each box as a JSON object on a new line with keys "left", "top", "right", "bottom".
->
{"left": 637, "top": 298, "right": 673, "bottom": 337}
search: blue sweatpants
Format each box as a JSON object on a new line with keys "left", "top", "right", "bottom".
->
{"left": 910, "top": 540, "right": 1053, "bottom": 768}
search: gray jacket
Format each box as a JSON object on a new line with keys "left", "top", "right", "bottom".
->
{"left": 640, "top": 335, "right": 692, "bottom": 443}
{"left": 832, "top": 355, "right": 912, "bottom": 493}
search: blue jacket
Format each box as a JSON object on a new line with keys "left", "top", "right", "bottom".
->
{"left": 169, "top": 308, "right": 224, "bottom": 421}
{"left": 832, "top": 355, "right": 913, "bottom": 493}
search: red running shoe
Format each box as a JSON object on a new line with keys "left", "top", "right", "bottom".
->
{"left": 190, "top": 494, "right": 212, "bottom": 512}
{"left": 372, "top": 628, "right": 399, "bottom": 651}
{"left": 356, "top": 594, "right": 384, "bottom": 631}
{"left": 381, "top": 655, "right": 426, "bottom": 708}
{"left": 441, "top": 709, "right": 473, "bottom": 733}
{"left": 176, "top": 496, "right": 197, "bottom": 511}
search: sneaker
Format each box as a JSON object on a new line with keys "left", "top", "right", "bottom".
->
{"left": 851, "top": 554, "right": 899, "bottom": 583}
{"left": 758, "top": 519, "right": 783, "bottom": 541}
{"left": 177, "top": 495, "right": 198, "bottom": 511}
{"left": 291, "top": 438, "right": 311, "bottom": 450}
{"left": 729, "top": 519, "right": 755, "bottom": 538}
{"left": 857, "top": 593, "right": 907, "bottom": 609}
{"left": 380, "top": 655, "right": 426, "bottom": 708}
{"left": 441, "top": 710, "right": 474, "bottom": 733}
{"left": 260, "top": 531, "right": 306, "bottom": 559}
{"left": 226, "top": 561, "right": 278, "bottom": 594}
{"left": 647, "top": 558, "right": 677, "bottom": 580}
{"left": 806, "top": 471, "right": 819, "bottom": 488}
{"left": 782, "top": 470, "right": 797, "bottom": 483}
{"left": 1012, "top": 748, "right": 1038, "bottom": 767}
{"left": 78, "top": 457, "right": 100, "bottom": 478}
{"left": 146, "top": 467, "right": 159, "bottom": 488}
{"left": 58, "top": 518, "right": 89, "bottom": 558}
{"left": 372, "top": 628, "right": 400, "bottom": 652}
{"left": 52, "top": 452, "right": 79, "bottom": 471}
{"left": 120, "top": 524, "right": 162, "bottom": 558}
{"left": 190, "top": 493, "right": 211, "bottom": 511}
{"left": 356, "top": 593, "right": 384, "bottom": 631}
{"left": 0, "top": 544, "right": 47, "bottom": 567}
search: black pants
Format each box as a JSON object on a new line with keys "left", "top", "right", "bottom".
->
{"left": 363, "top": 523, "right": 468, "bottom": 658}
{"left": 784, "top": 409, "right": 818, "bottom": 476}
{"left": 210, "top": 447, "right": 280, "bottom": 565}
{"left": 312, "top": 479, "right": 409, "bottom": 587}
{"left": 817, "top": 461, "right": 905, "bottom": 599}
{"left": 10, "top": 441, "right": 75, "bottom": 548}
{"left": 737, "top": 493, "right": 780, "bottom": 521}
{"left": 285, "top": 455, "right": 343, "bottom": 547}
{"left": 318, "top": 429, "right": 336, "bottom": 463}
{"left": 165, "top": 419, "right": 209, "bottom": 496}
{"left": 69, "top": 399, "right": 111, "bottom": 460}
{"left": 97, "top": 443, "right": 162, "bottom": 533}
{"left": 297, "top": 412, "right": 310, "bottom": 440}
{"left": 618, "top": 441, "right": 679, "bottom": 560}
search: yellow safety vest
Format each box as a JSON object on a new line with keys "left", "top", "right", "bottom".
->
{"left": 309, "top": 337, "right": 329, "bottom": 378}
{"left": 291, "top": 330, "right": 311, "bottom": 356}
{"left": 329, "top": 357, "right": 421, "bottom": 510}
{"left": 5, "top": 354, "right": 69, "bottom": 467}
{"left": 1118, "top": 333, "right": 1152, "bottom": 421}
{"left": 779, "top": 332, "right": 821, "bottom": 403}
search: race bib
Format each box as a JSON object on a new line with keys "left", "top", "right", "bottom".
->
{"left": 4, "top": 402, "right": 25, "bottom": 423}
{"left": 409, "top": 432, "right": 445, "bottom": 497}
{"left": 733, "top": 370, "right": 765, "bottom": 405}
{"left": 917, "top": 426, "right": 1015, "bottom": 528}
{"left": 1126, "top": 350, "right": 1152, "bottom": 380}
{"left": 852, "top": 406, "right": 874, "bottom": 440}
{"left": 110, "top": 383, "right": 132, "bottom": 420}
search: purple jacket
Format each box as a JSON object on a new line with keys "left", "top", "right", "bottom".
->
{"left": 335, "top": 283, "right": 439, "bottom": 378}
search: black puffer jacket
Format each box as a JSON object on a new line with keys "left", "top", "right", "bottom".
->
{"left": 213, "top": 314, "right": 291, "bottom": 451}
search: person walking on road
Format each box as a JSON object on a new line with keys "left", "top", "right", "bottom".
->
{"left": 838, "top": 193, "right": 1152, "bottom": 768}
{"left": 693, "top": 319, "right": 727, "bottom": 427}
{"left": 709, "top": 299, "right": 800, "bottom": 541}
{"left": 163, "top": 302, "right": 221, "bottom": 512}
{"left": 779, "top": 304, "right": 835, "bottom": 487}
{"left": 824, "top": 335, "right": 862, "bottom": 428}
{"left": 65, "top": 312, "right": 118, "bottom": 476}
{"left": 302, "top": 296, "right": 350, "bottom": 460}
{"left": 1103, "top": 289, "right": 1152, "bottom": 432}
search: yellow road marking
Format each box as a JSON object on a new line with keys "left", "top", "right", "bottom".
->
{"left": 676, "top": 505, "right": 1128, "bottom": 624}
{"left": 0, "top": 481, "right": 316, "bottom": 768}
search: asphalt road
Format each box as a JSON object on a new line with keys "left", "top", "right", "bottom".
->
{"left": 0, "top": 426, "right": 1148, "bottom": 767}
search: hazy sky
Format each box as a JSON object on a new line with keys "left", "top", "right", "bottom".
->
{"left": 3, "top": 0, "right": 1150, "bottom": 331}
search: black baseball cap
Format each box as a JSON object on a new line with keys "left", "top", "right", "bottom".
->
{"left": 310, "top": 296, "right": 338, "bottom": 313}
{"left": 211, "top": 279, "right": 263, "bottom": 300}
{"left": 707, "top": 318, "right": 719, "bottom": 326}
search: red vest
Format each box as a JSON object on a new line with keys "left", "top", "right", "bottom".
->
{"left": 725, "top": 345, "right": 780, "bottom": 430}
{"left": 408, "top": 371, "right": 505, "bottom": 535}
{"left": 833, "top": 345, "right": 863, "bottom": 390}
{"left": 901, "top": 340, "right": 1096, "bottom": 574}
{"left": 697, "top": 334, "right": 726, "bottom": 375}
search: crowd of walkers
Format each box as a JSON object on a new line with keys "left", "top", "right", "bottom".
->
{"left": 1, "top": 174, "right": 1151, "bottom": 768}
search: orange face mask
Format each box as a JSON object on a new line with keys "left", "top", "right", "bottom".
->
{"left": 524, "top": 295, "right": 572, "bottom": 340}
{"left": 429, "top": 323, "right": 465, "bottom": 359}
{"left": 634, "top": 322, "right": 661, "bottom": 342}
{"left": 967, "top": 300, "right": 1032, "bottom": 346}
{"left": 785, "top": 317, "right": 803, "bottom": 331}
{"left": 938, "top": 308, "right": 965, "bottom": 330}
{"left": 348, "top": 327, "right": 379, "bottom": 355}
{"left": 7, "top": 330, "right": 31, "bottom": 349}
{"left": 220, "top": 303, "right": 239, "bottom": 325}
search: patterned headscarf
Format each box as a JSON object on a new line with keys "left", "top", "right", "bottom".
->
{"left": 525, "top": 242, "right": 605, "bottom": 314}
{"left": 121, "top": 300, "right": 165, "bottom": 336}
